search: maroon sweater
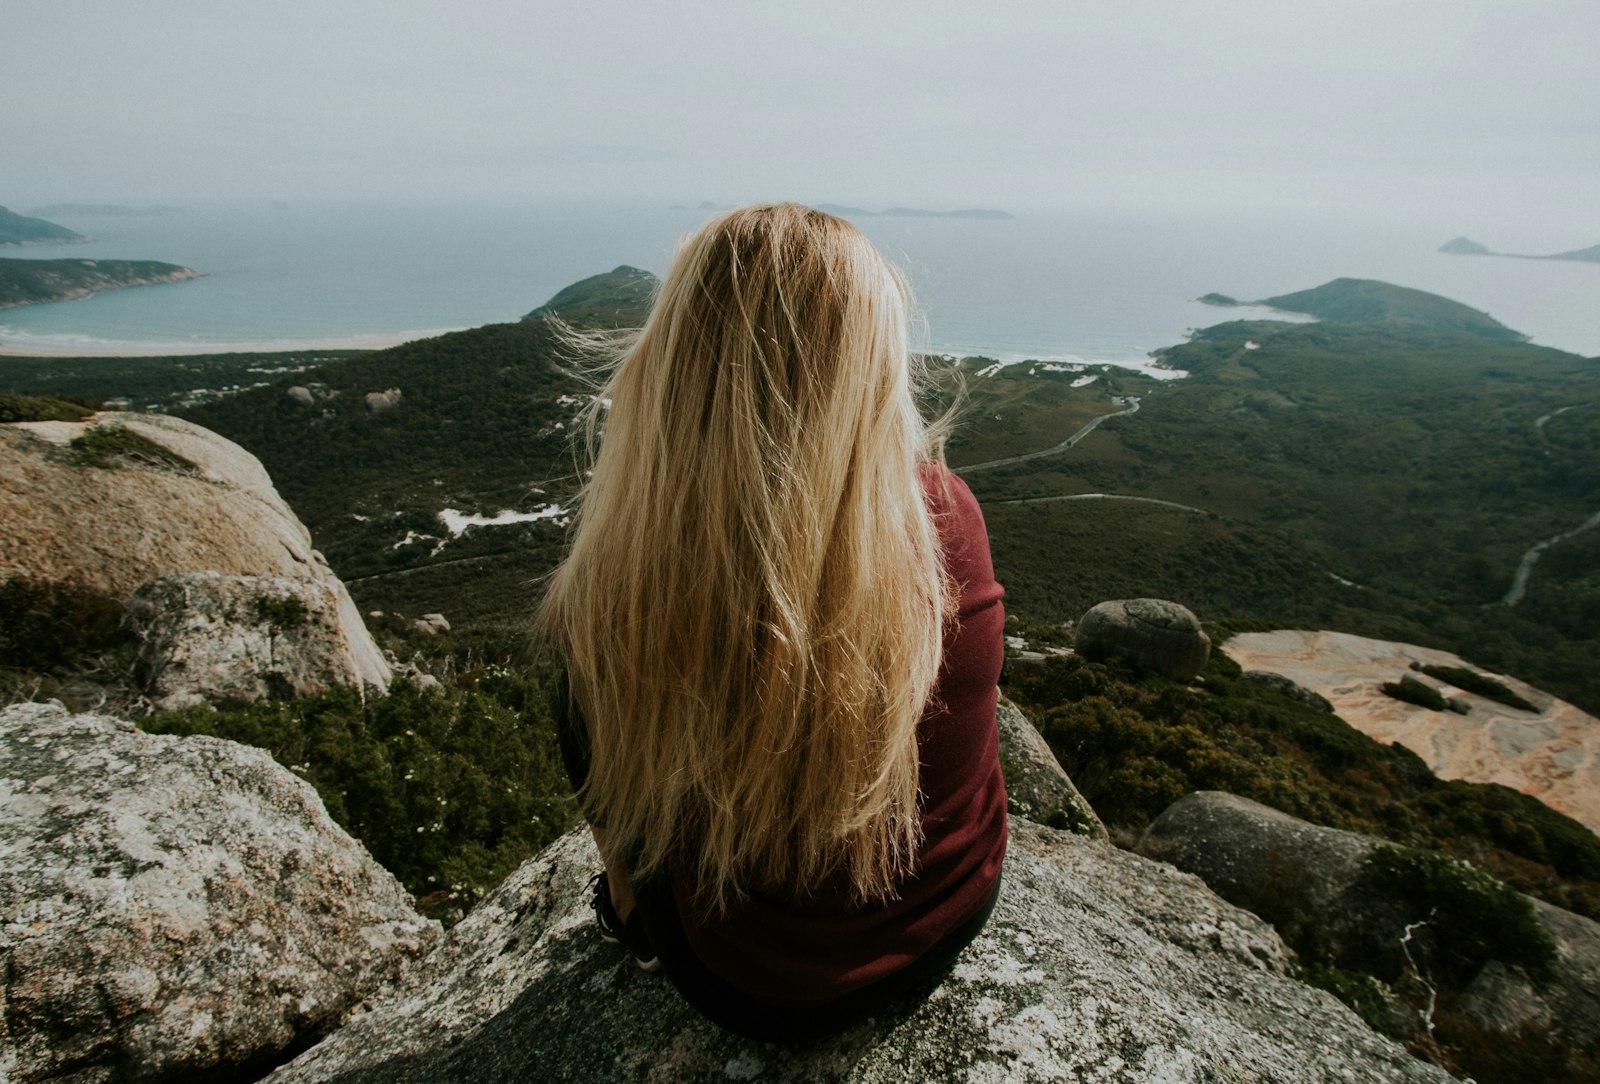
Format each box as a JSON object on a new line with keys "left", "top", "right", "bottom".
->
{"left": 676, "top": 464, "right": 1008, "bottom": 1004}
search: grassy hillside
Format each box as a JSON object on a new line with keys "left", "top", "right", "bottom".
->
{"left": 0, "top": 205, "right": 87, "bottom": 246}
{"left": 0, "top": 256, "right": 200, "bottom": 308}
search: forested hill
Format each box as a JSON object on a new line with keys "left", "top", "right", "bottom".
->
{"left": 0, "top": 205, "right": 88, "bottom": 247}
{"left": 1201, "top": 277, "right": 1528, "bottom": 342}
{"left": 0, "top": 257, "right": 200, "bottom": 309}
{"left": 523, "top": 265, "right": 656, "bottom": 324}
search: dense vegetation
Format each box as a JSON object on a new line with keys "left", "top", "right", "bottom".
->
{"left": 953, "top": 319, "right": 1600, "bottom": 713}
{"left": 0, "top": 256, "right": 199, "bottom": 308}
{"left": 0, "top": 204, "right": 86, "bottom": 246}
{"left": 0, "top": 349, "right": 363, "bottom": 412}
{"left": 138, "top": 624, "right": 577, "bottom": 924}
{"left": 0, "top": 391, "right": 98, "bottom": 422}
{"left": 1004, "top": 648, "right": 1599, "bottom": 1083}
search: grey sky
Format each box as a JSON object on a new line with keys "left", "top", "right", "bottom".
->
{"left": 5, "top": 0, "right": 1596, "bottom": 223}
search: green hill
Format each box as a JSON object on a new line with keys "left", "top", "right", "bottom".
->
{"left": 0, "top": 257, "right": 200, "bottom": 308}
{"left": 0, "top": 205, "right": 88, "bottom": 247}
{"left": 1253, "top": 278, "right": 1527, "bottom": 341}
{"left": 524, "top": 265, "right": 656, "bottom": 324}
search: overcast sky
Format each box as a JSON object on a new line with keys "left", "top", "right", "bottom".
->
{"left": 4, "top": 0, "right": 1596, "bottom": 223}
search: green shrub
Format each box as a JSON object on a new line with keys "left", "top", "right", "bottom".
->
{"left": 0, "top": 391, "right": 98, "bottom": 422}
{"left": 0, "top": 578, "right": 131, "bottom": 670}
{"left": 1381, "top": 679, "right": 1448, "bottom": 711}
{"left": 254, "top": 594, "right": 309, "bottom": 628}
{"left": 1416, "top": 663, "right": 1537, "bottom": 712}
{"left": 69, "top": 425, "right": 195, "bottom": 471}
{"left": 141, "top": 661, "right": 578, "bottom": 924}
{"left": 1356, "top": 846, "right": 1556, "bottom": 985}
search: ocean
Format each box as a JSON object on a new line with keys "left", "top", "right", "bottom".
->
{"left": 2, "top": 200, "right": 1595, "bottom": 361}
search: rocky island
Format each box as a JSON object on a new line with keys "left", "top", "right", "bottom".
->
{"left": 0, "top": 256, "right": 202, "bottom": 309}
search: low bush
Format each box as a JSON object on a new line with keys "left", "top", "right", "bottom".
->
{"left": 141, "top": 648, "right": 577, "bottom": 924}
{"left": 1416, "top": 663, "right": 1537, "bottom": 712}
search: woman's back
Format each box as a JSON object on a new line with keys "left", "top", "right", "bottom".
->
{"left": 538, "top": 203, "right": 1006, "bottom": 1037}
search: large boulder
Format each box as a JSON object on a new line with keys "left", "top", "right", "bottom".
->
{"left": 1074, "top": 598, "right": 1211, "bottom": 681}
{"left": 263, "top": 821, "right": 1449, "bottom": 1084}
{"left": 0, "top": 412, "right": 389, "bottom": 701}
{"left": 994, "top": 696, "right": 1106, "bottom": 839}
{"left": 126, "top": 572, "right": 390, "bottom": 711}
{"left": 0, "top": 702, "right": 440, "bottom": 1084}
{"left": 1137, "top": 791, "right": 1378, "bottom": 922}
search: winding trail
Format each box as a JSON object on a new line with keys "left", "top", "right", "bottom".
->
{"left": 1502, "top": 508, "right": 1600, "bottom": 606}
{"left": 954, "top": 397, "right": 1141, "bottom": 475}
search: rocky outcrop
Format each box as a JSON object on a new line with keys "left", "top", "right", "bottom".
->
{"left": 363, "top": 388, "right": 402, "bottom": 414}
{"left": 127, "top": 572, "right": 393, "bottom": 710}
{"left": 1137, "top": 790, "right": 1600, "bottom": 1060}
{"left": 1137, "top": 791, "right": 1379, "bottom": 932}
{"left": 1225, "top": 629, "right": 1600, "bottom": 834}
{"left": 994, "top": 697, "right": 1106, "bottom": 839}
{"left": 264, "top": 820, "right": 1449, "bottom": 1084}
{"left": 1074, "top": 598, "right": 1211, "bottom": 681}
{"left": 0, "top": 412, "right": 390, "bottom": 701}
{"left": 0, "top": 702, "right": 439, "bottom": 1084}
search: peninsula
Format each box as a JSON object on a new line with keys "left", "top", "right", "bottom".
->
{"left": 0, "top": 257, "right": 202, "bottom": 309}
{"left": 1197, "top": 277, "right": 1527, "bottom": 341}
{"left": 1439, "top": 236, "right": 1600, "bottom": 264}
{"left": 0, "top": 205, "right": 88, "bottom": 247}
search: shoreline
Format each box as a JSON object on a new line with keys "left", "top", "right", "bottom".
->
{"left": 0, "top": 327, "right": 464, "bottom": 358}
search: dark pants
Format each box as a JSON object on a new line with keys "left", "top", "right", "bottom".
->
{"left": 630, "top": 870, "right": 1001, "bottom": 1043}
{"left": 554, "top": 670, "right": 1000, "bottom": 1042}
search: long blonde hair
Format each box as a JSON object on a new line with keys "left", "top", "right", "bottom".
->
{"left": 537, "top": 203, "right": 951, "bottom": 910}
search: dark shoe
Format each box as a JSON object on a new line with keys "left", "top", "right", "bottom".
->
{"left": 589, "top": 871, "right": 661, "bottom": 973}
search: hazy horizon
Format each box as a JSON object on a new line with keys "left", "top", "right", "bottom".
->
{"left": 5, "top": 1, "right": 1597, "bottom": 238}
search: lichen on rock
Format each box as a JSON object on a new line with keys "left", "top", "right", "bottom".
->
{"left": 0, "top": 701, "right": 440, "bottom": 1084}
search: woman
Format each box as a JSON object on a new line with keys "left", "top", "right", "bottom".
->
{"left": 537, "top": 202, "right": 1006, "bottom": 1041}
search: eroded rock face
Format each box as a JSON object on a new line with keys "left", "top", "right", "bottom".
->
{"left": 127, "top": 572, "right": 391, "bottom": 711}
{"left": 1074, "top": 598, "right": 1211, "bottom": 681}
{"left": 0, "top": 702, "right": 440, "bottom": 1084}
{"left": 994, "top": 697, "right": 1106, "bottom": 840}
{"left": 264, "top": 821, "right": 1449, "bottom": 1084}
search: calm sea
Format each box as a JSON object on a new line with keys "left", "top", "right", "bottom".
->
{"left": 2, "top": 201, "right": 1595, "bottom": 361}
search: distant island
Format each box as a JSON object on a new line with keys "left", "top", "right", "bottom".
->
{"left": 1438, "top": 236, "right": 1600, "bottom": 264}
{"left": 27, "top": 203, "right": 180, "bottom": 219}
{"left": 0, "top": 257, "right": 202, "bottom": 309}
{"left": 1197, "top": 277, "right": 1527, "bottom": 342}
{"left": 0, "top": 205, "right": 89, "bottom": 247}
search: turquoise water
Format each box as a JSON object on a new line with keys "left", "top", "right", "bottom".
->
{"left": 2, "top": 201, "right": 1594, "bottom": 359}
